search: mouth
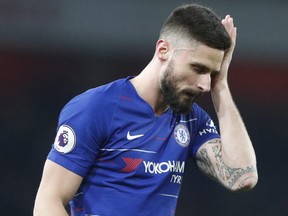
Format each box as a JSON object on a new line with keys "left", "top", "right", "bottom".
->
{"left": 182, "top": 90, "right": 201, "bottom": 99}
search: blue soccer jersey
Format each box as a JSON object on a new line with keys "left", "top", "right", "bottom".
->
{"left": 48, "top": 77, "right": 220, "bottom": 216}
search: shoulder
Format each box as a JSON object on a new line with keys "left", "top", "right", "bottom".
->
{"left": 72, "top": 78, "right": 126, "bottom": 103}
{"left": 191, "top": 103, "right": 213, "bottom": 123}
{"left": 63, "top": 78, "right": 127, "bottom": 113}
{"left": 57, "top": 78, "right": 130, "bottom": 129}
{"left": 55, "top": 78, "right": 130, "bottom": 145}
{"left": 191, "top": 103, "right": 205, "bottom": 115}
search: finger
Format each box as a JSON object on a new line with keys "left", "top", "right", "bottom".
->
{"left": 222, "top": 15, "right": 235, "bottom": 37}
{"left": 231, "top": 27, "right": 237, "bottom": 45}
{"left": 222, "top": 15, "right": 231, "bottom": 24}
{"left": 221, "top": 14, "right": 237, "bottom": 50}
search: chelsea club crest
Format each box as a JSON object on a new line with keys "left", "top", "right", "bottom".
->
{"left": 174, "top": 124, "right": 190, "bottom": 147}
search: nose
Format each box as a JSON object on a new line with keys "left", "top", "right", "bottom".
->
{"left": 196, "top": 74, "right": 211, "bottom": 92}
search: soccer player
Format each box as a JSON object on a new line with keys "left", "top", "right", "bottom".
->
{"left": 34, "top": 4, "right": 258, "bottom": 216}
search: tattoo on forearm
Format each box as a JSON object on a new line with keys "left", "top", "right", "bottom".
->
{"left": 207, "top": 139, "right": 222, "bottom": 144}
{"left": 196, "top": 144, "right": 256, "bottom": 189}
{"left": 196, "top": 148, "right": 218, "bottom": 181}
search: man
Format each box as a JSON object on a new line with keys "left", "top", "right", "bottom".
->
{"left": 34, "top": 4, "right": 258, "bottom": 216}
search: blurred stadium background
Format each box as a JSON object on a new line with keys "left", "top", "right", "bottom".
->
{"left": 1, "top": 0, "right": 287, "bottom": 215}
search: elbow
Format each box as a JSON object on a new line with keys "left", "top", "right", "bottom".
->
{"left": 238, "top": 175, "right": 258, "bottom": 192}
{"left": 230, "top": 174, "right": 258, "bottom": 192}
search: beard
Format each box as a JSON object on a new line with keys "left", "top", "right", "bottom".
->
{"left": 160, "top": 60, "right": 201, "bottom": 114}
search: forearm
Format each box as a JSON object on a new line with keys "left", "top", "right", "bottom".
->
{"left": 209, "top": 83, "right": 258, "bottom": 191}
{"left": 212, "top": 83, "right": 257, "bottom": 168}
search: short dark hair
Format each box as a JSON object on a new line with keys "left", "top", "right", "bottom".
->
{"left": 160, "top": 4, "right": 231, "bottom": 51}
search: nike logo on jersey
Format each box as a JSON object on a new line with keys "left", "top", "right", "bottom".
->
{"left": 127, "top": 131, "right": 144, "bottom": 140}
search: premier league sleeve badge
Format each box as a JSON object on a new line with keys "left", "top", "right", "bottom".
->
{"left": 53, "top": 125, "right": 76, "bottom": 154}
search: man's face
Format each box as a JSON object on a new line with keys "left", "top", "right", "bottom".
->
{"left": 159, "top": 43, "right": 224, "bottom": 114}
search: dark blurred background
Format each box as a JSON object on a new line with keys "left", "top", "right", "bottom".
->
{"left": 1, "top": 0, "right": 287, "bottom": 215}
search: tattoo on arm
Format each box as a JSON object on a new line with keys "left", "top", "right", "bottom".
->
{"left": 196, "top": 148, "right": 218, "bottom": 181}
{"left": 196, "top": 140, "right": 256, "bottom": 189}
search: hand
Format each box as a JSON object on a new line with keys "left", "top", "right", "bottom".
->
{"left": 212, "top": 15, "right": 237, "bottom": 88}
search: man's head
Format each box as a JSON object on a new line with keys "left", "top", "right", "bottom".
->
{"left": 157, "top": 4, "right": 231, "bottom": 114}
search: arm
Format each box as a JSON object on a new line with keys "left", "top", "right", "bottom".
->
{"left": 33, "top": 159, "right": 83, "bottom": 216}
{"left": 195, "top": 15, "right": 258, "bottom": 192}
{"left": 196, "top": 138, "right": 257, "bottom": 191}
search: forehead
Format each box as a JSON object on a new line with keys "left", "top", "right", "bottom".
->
{"left": 172, "top": 43, "right": 225, "bottom": 70}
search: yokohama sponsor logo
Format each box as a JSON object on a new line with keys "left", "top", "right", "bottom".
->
{"left": 143, "top": 160, "right": 185, "bottom": 174}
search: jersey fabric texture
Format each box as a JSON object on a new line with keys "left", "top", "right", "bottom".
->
{"left": 48, "top": 77, "right": 220, "bottom": 216}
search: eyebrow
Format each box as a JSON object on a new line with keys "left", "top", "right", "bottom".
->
{"left": 191, "top": 63, "right": 220, "bottom": 74}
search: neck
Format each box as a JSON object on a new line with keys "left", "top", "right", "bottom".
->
{"left": 130, "top": 58, "right": 168, "bottom": 116}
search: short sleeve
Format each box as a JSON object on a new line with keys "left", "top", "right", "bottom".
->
{"left": 190, "top": 104, "right": 220, "bottom": 159}
{"left": 48, "top": 89, "right": 111, "bottom": 177}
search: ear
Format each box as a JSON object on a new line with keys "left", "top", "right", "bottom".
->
{"left": 155, "top": 39, "right": 169, "bottom": 61}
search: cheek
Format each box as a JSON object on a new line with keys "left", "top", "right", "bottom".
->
{"left": 162, "top": 59, "right": 194, "bottom": 88}
{"left": 170, "top": 64, "right": 195, "bottom": 83}
{"left": 175, "top": 72, "right": 198, "bottom": 89}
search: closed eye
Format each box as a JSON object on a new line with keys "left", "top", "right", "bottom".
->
{"left": 190, "top": 63, "right": 210, "bottom": 74}
{"left": 190, "top": 63, "right": 220, "bottom": 75}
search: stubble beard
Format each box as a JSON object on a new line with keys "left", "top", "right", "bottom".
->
{"left": 160, "top": 61, "right": 201, "bottom": 114}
